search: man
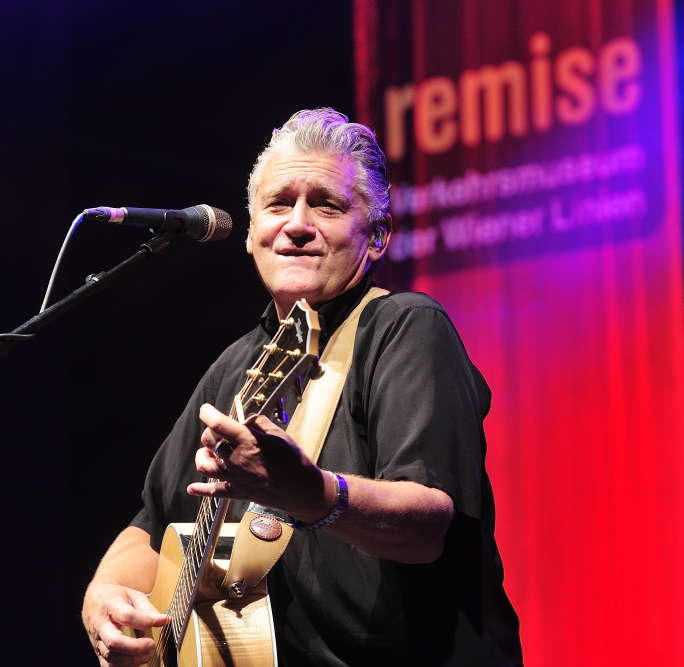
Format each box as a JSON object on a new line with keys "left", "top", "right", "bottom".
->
{"left": 82, "top": 109, "right": 523, "bottom": 666}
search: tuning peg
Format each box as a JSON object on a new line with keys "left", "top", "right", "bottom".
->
{"left": 310, "top": 356, "right": 325, "bottom": 379}
{"left": 294, "top": 376, "right": 303, "bottom": 403}
{"left": 273, "top": 397, "right": 289, "bottom": 424}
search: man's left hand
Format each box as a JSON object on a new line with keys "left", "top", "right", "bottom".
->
{"left": 189, "top": 403, "right": 455, "bottom": 564}
{"left": 188, "top": 403, "right": 336, "bottom": 524}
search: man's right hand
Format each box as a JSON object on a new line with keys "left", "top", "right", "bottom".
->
{"left": 82, "top": 582, "right": 168, "bottom": 667}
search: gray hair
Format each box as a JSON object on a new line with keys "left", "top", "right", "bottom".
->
{"left": 247, "top": 108, "right": 390, "bottom": 230}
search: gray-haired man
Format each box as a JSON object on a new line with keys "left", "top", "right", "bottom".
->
{"left": 82, "top": 109, "right": 523, "bottom": 667}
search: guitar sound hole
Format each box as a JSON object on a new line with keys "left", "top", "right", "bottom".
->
{"left": 214, "top": 536, "right": 235, "bottom": 560}
{"left": 163, "top": 641, "right": 179, "bottom": 667}
{"left": 179, "top": 533, "right": 234, "bottom": 560}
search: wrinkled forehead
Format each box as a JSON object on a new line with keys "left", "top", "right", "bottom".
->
{"left": 257, "top": 147, "right": 363, "bottom": 198}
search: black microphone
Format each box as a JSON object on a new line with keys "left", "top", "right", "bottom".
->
{"left": 83, "top": 205, "right": 233, "bottom": 242}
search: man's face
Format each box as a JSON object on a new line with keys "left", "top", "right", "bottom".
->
{"left": 247, "top": 148, "right": 388, "bottom": 317}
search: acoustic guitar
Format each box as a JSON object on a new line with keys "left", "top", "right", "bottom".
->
{"left": 124, "top": 300, "right": 320, "bottom": 667}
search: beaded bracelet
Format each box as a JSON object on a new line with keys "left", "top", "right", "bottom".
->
{"left": 290, "top": 473, "right": 349, "bottom": 531}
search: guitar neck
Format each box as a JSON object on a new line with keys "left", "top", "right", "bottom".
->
{"left": 171, "top": 395, "right": 242, "bottom": 627}
{"left": 162, "top": 299, "right": 320, "bottom": 651}
{"left": 170, "top": 494, "right": 230, "bottom": 646}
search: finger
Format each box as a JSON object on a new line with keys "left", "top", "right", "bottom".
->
{"left": 97, "top": 640, "right": 154, "bottom": 667}
{"left": 98, "top": 619, "right": 154, "bottom": 651}
{"left": 199, "top": 430, "right": 235, "bottom": 463}
{"left": 187, "top": 480, "right": 232, "bottom": 497}
{"left": 127, "top": 590, "right": 169, "bottom": 628}
{"left": 97, "top": 639, "right": 153, "bottom": 664}
{"left": 249, "top": 415, "right": 310, "bottom": 460}
{"left": 108, "top": 597, "right": 168, "bottom": 632}
{"left": 250, "top": 414, "right": 290, "bottom": 438}
{"left": 195, "top": 447, "right": 227, "bottom": 477}
{"left": 96, "top": 626, "right": 155, "bottom": 666}
{"left": 200, "top": 425, "right": 224, "bottom": 449}
{"left": 199, "top": 404, "right": 252, "bottom": 442}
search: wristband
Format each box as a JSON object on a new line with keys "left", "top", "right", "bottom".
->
{"left": 290, "top": 473, "right": 349, "bottom": 531}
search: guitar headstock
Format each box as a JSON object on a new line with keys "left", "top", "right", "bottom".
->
{"left": 234, "top": 300, "right": 320, "bottom": 423}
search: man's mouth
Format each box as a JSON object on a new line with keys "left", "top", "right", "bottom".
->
{"left": 277, "top": 249, "right": 322, "bottom": 257}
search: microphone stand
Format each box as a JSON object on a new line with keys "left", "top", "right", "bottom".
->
{"left": 0, "top": 234, "right": 171, "bottom": 359}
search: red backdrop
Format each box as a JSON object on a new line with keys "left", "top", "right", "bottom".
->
{"left": 354, "top": 0, "right": 684, "bottom": 664}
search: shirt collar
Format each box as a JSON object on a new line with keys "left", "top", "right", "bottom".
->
{"left": 259, "top": 272, "right": 373, "bottom": 346}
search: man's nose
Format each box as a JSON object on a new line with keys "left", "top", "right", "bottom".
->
{"left": 284, "top": 198, "right": 316, "bottom": 237}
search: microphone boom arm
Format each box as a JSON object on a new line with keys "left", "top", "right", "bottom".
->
{"left": 0, "top": 234, "right": 171, "bottom": 359}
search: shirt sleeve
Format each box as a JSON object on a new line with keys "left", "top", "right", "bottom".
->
{"left": 127, "top": 324, "right": 269, "bottom": 551}
{"left": 128, "top": 367, "right": 218, "bottom": 551}
{"left": 360, "top": 293, "right": 490, "bottom": 519}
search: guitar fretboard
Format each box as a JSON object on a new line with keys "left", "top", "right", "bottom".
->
{"left": 169, "top": 494, "right": 224, "bottom": 637}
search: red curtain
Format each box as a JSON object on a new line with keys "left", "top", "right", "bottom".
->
{"left": 354, "top": 0, "right": 684, "bottom": 664}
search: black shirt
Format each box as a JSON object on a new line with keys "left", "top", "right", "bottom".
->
{"left": 131, "top": 275, "right": 523, "bottom": 666}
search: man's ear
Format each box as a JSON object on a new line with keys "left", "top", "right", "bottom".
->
{"left": 368, "top": 215, "right": 392, "bottom": 262}
{"left": 246, "top": 224, "right": 254, "bottom": 255}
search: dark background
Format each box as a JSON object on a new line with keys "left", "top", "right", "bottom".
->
{"left": 2, "top": 2, "right": 684, "bottom": 665}
{"left": 0, "top": 1, "right": 353, "bottom": 664}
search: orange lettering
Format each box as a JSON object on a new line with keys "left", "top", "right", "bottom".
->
{"left": 529, "top": 31, "right": 553, "bottom": 132}
{"left": 599, "top": 37, "right": 643, "bottom": 115}
{"left": 555, "top": 46, "right": 596, "bottom": 125}
{"left": 384, "top": 84, "right": 415, "bottom": 162}
{"left": 381, "top": 32, "right": 643, "bottom": 156}
{"left": 414, "top": 76, "right": 458, "bottom": 154}
{"left": 460, "top": 61, "right": 528, "bottom": 146}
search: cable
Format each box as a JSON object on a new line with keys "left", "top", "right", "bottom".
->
{"left": 40, "top": 212, "right": 84, "bottom": 312}
{"left": 0, "top": 333, "right": 34, "bottom": 341}
{"left": 0, "top": 212, "right": 83, "bottom": 344}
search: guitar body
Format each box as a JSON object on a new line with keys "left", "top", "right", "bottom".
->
{"left": 126, "top": 523, "right": 278, "bottom": 667}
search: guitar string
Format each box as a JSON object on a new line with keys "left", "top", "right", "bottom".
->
{"left": 177, "top": 462, "right": 227, "bottom": 598}
{"left": 241, "top": 352, "right": 295, "bottom": 416}
{"left": 154, "top": 391, "right": 271, "bottom": 658}
{"left": 237, "top": 324, "right": 299, "bottom": 415}
{"left": 237, "top": 322, "right": 296, "bottom": 406}
{"left": 160, "top": 435, "right": 232, "bottom": 646}
{"left": 148, "top": 389, "right": 236, "bottom": 661}
{"left": 161, "top": 332, "right": 295, "bottom": 644}
{"left": 155, "top": 407, "right": 241, "bottom": 655}
{"left": 150, "top": 322, "right": 305, "bottom": 662}
{"left": 171, "top": 497, "right": 213, "bottom": 620}
{"left": 154, "top": 486, "right": 217, "bottom": 653}
{"left": 168, "top": 494, "right": 222, "bottom": 645}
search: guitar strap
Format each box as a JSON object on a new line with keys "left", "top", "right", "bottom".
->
{"left": 221, "top": 286, "right": 389, "bottom": 600}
